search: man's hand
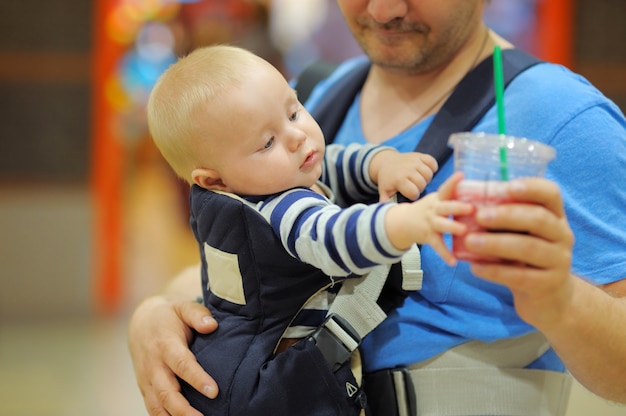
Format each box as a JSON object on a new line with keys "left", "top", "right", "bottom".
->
{"left": 463, "top": 178, "right": 575, "bottom": 327}
{"left": 128, "top": 288, "right": 218, "bottom": 415}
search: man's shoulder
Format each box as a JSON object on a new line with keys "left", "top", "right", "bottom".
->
{"left": 511, "top": 62, "right": 609, "bottom": 107}
{"left": 507, "top": 62, "right": 624, "bottom": 128}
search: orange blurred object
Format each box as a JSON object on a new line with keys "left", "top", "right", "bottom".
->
{"left": 536, "top": 0, "right": 573, "bottom": 68}
{"left": 91, "top": 0, "right": 126, "bottom": 314}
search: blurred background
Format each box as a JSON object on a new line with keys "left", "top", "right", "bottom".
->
{"left": 0, "top": 0, "right": 625, "bottom": 415}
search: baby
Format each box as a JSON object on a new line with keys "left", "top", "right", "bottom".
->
{"left": 147, "top": 44, "right": 471, "bottom": 415}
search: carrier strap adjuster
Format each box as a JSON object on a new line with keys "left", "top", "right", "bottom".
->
{"left": 363, "top": 367, "right": 417, "bottom": 416}
{"left": 307, "top": 313, "right": 361, "bottom": 372}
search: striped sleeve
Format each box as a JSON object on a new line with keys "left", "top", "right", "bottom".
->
{"left": 256, "top": 188, "right": 405, "bottom": 277}
{"left": 321, "top": 143, "right": 393, "bottom": 207}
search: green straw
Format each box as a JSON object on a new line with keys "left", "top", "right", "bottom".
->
{"left": 493, "top": 45, "right": 509, "bottom": 180}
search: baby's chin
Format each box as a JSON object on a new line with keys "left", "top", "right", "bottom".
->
{"left": 298, "top": 175, "right": 321, "bottom": 190}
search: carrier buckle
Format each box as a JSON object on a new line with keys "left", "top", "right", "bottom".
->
{"left": 307, "top": 313, "right": 361, "bottom": 372}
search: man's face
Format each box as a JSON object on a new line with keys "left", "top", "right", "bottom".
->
{"left": 337, "top": 0, "right": 484, "bottom": 74}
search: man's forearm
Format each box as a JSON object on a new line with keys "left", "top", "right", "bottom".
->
{"left": 543, "top": 277, "right": 626, "bottom": 403}
{"left": 162, "top": 263, "right": 203, "bottom": 299}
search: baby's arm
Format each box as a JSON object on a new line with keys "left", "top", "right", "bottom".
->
{"left": 321, "top": 143, "right": 385, "bottom": 206}
{"left": 257, "top": 188, "right": 405, "bottom": 277}
{"left": 368, "top": 149, "right": 438, "bottom": 202}
{"left": 384, "top": 172, "right": 474, "bottom": 265}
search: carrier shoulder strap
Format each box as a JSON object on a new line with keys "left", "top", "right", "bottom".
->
{"left": 301, "top": 49, "right": 542, "bottom": 167}
{"left": 417, "top": 48, "right": 541, "bottom": 165}
{"left": 295, "top": 60, "right": 341, "bottom": 105}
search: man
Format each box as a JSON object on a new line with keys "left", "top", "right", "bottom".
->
{"left": 129, "top": 1, "right": 626, "bottom": 415}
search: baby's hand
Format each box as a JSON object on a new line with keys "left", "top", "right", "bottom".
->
{"left": 370, "top": 150, "right": 438, "bottom": 202}
{"left": 384, "top": 172, "right": 473, "bottom": 266}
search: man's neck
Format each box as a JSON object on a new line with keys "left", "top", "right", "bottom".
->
{"left": 360, "top": 26, "right": 512, "bottom": 144}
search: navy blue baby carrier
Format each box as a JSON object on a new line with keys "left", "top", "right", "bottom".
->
{"left": 182, "top": 49, "right": 541, "bottom": 416}
{"left": 182, "top": 187, "right": 368, "bottom": 415}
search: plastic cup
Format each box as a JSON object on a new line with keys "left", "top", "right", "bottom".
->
{"left": 448, "top": 132, "right": 556, "bottom": 262}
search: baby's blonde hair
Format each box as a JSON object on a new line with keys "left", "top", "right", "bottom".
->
{"left": 147, "top": 45, "right": 261, "bottom": 183}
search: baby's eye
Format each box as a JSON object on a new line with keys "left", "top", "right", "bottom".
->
{"left": 262, "top": 137, "right": 274, "bottom": 150}
{"left": 289, "top": 110, "right": 298, "bottom": 122}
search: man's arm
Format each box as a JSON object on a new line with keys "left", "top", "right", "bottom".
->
{"left": 465, "top": 178, "right": 626, "bottom": 403}
{"left": 545, "top": 278, "right": 626, "bottom": 402}
{"left": 127, "top": 264, "right": 219, "bottom": 416}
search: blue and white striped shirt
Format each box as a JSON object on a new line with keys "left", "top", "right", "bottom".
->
{"left": 243, "top": 143, "right": 407, "bottom": 337}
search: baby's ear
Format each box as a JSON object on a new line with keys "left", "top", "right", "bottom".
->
{"left": 192, "top": 168, "right": 229, "bottom": 191}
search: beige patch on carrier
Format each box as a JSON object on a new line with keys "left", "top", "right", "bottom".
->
{"left": 203, "top": 242, "right": 246, "bottom": 305}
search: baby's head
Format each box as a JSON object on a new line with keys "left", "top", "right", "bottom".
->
{"left": 147, "top": 45, "right": 266, "bottom": 184}
{"left": 148, "top": 44, "right": 325, "bottom": 196}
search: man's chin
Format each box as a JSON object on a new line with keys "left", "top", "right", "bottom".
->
{"left": 360, "top": 38, "right": 425, "bottom": 66}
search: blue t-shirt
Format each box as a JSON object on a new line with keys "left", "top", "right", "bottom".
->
{"left": 305, "top": 54, "right": 626, "bottom": 373}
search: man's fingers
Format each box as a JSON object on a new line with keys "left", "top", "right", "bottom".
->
{"left": 465, "top": 231, "right": 560, "bottom": 268}
{"left": 507, "top": 179, "right": 566, "bottom": 218}
{"left": 144, "top": 394, "right": 172, "bottom": 416}
{"left": 164, "top": 342, "right": 219, "bottom": 399}
{"left": 151, "top": 368, "right": 204, "bottom": 416}
{"left": 176, "top": 300, "right": 218, "bottom": 334}
{"left": 476, "top": 203, "right": 573, "bottom": 245}
{"left": 469, "top": 259, "right": 543, "bottom": 291}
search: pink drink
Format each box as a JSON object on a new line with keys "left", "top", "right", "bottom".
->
{"left": 453, "top": 180, "right": 514, "bottom": 262}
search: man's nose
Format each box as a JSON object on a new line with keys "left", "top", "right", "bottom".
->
{"left": 367, "top": 0, "right": 409, "bottom": 24}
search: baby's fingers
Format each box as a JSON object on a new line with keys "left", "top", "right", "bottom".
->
{"left": 438, "top": 200, "right": 474, "bottom": 217}
{"left": 437, "top": 172, "right": 464, "bottom": 200}
{"left": 433, "top": 216, "right": 467, "bottom": 236}
{"left": 429, "top": 237, "right": 457, "bottom": 266}
{"left": 378, "top": 189, "right": 395, "bottom": 203}
{"left": 378, "top": 179, "right": 421, "bottom": 202}
{"left": 396, "top": 180, "right": 421, "bottom": 201}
